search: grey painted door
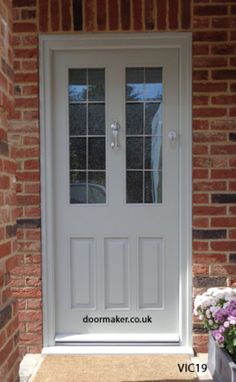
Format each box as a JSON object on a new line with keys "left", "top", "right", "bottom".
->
{"left": 52, "top": 48, "right": 180, "bottom": 342}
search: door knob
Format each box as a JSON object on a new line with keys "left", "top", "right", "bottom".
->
{"left": 111, "top": 121, "right": 120, "bottom": 150}
{"left": 168, "top": 131, "right": 177, "bottom": 143}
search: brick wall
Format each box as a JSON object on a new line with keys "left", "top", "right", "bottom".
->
{"left": 0, "top": 1, "right": 20, "bottom": 381}
{"left": 10, "top": 0, "right": 236, "bottom": 356}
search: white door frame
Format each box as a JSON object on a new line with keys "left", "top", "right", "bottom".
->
{"left": 39, "top": 33, "right": 192, "bottom": 353}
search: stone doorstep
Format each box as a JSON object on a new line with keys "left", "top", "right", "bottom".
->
{"left": 19, "top": 354, "right": 43, "bottom": 382}
{"left": 191, "top": 353, "right": 213, "bottom": 382}
{"left": 19, "top": 352, "right": 213, "bottom": 381}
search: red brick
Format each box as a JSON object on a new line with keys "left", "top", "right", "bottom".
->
{"left": 193, "top": 144, "right": 209, "bottom": 155}
{"left": 211, "top": 241, "right": 236, "bottom": 251}
{"left": 21, "top": 9, "right": 36, "bottom": 20}
{"left": 39, "top": 0, "right": 48, "bottom": 32}
{"left": 229, "top": 182, "right": 236, "bottom": 192}
{"left": 13, "top": 0, "right": 36, "bottom": 5}
{"left": 212, "top": 70, "right": 236, "bottom": 80}
{"left": 0, "top": 175, "right": 10, "bottom": 189}
{"left": 211, "top": 169, "right": 236, "bottom": 179}
{"left": 211, "top": 145, "right": 236, "bottom": 155}
{"left": 15, "top": 98, "right": 38, "bottom": 109}
{"left": 211, "top": 43, "right": 236, "bottom": 55}
{"left": 212, "top": 17, "right": 236, "bottom": 28}
{"left": 193, "top": 253, "right": 226, "bottom": 264}
{"left": 193, "top": 31, "right": 228, "bottom": 42}
{"left": 193, "top": 264, "right": 209, "bottom": 275}
{"left": 193, "top": 17, "right": 210, "bottom": 29}
{"left": 194, "top": 5, "right": 227, "bottom": 15}
{"left": 193, "top": 44, "right": 209, "bottom": 55}
{"left": 0, "top": 339, "right": 13, "bottom": 365}
{"left": 193, "top": 194, "right": 209, "bottom": 203}
{"left": 156, "top": 0, "right": 166, "bottom": 30}
{"left": 108, "top": 0, "right": 119, "bottom": 30}
{"left": 51, "top": 0, "right": 60, "bottom": 31}
{"left": 193, "top": 107, "right": 227, "bottom": 118}
{"left": 132, "top": 0, "right": 142, "bottom": 30}
{"left": 193, "top": 217, "right": 209, "bottom": 227}
{"left": 193, "top": 242, "right": 209, "bottom": 251}
{"left": 13, "top": 22, "right": 36, "bottom": 33}
{"left": 61, "top": 0, "right": 72, "bottom": 31}
{"left": 229, "top": 230, "right": 236, "bottom": 239}
{"left": 211, "top": 217, "right": 236, "bottom": 228}
{"left": 193, "top": 206, "right": 226, "bottom": 216}
{"left": 15, "top": 73, "right": 38, "bottom": 83}
{"left": 84, "top": 0, "right": 95, "bottom": 31}
{"left": 193, "top": 71, "right": 209, "bottom": 82}
{"left": 16, "top": 195, "right": 40, "bottom": 205}
{"left": 211, "top": 120, "right": 236, "bottom": 130}
{"left": 168, "top": 0, "right": 178, "bottom": 29}
{"left": 18, "top": 311, "right": 42, "bottom": 322}
{"left": 193, "top": 132, "right": 226, "bottom": 142}
{"left": 0, "top": 241, "right": 11, "bottom": 258}
{"left": 181, "top": 0, "right": 191, "bottom": 29}
{"left": 193, "top": 57, "right": 227, "bottom": 68}
{"left": 230, "top": 108, "right": 236, "bottom": 117}
{"left": 16, "top": 171, "right": 40, "bottom": 182}
{"left": 193, "top": 120, "right": 209, "bottom": 130}
{"left": 97, "top": 0, "right": 106, "bottom": 30}
{"left": 145, "top": 0, "right": 154, "bottom": 30}
{"left": 212, "top": 95, "right": 236, "bottom": 105}
{"left": 193, "top": 82, "right": 227, "bottom": 92}
{"left": 121, "top": 0, "right": 131, "bottom": 30}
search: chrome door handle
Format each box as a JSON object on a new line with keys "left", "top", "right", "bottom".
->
{"left": 111, "top": 121, "right": 120, "bottom": 150}
{"left": 168, "top": 130, "right": 177, "bottom": 143}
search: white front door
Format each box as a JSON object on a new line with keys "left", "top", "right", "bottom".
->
{"left": 51, "top": 45, "right": 181, "bottom": 344}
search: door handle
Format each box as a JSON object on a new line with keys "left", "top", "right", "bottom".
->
{"left": 168, "top": 130, "right": 177, "bottom": 143}
{"left": 111, "top": 121, "right": 120, "bottom": 150}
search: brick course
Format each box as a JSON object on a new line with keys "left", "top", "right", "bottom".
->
{"left": 0, "top": 0, "right": 20, "bottom": 380}
{"left": 6, "top": 0, "right": 236, "bottom": 359}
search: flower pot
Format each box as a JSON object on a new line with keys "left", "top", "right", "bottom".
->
{"left": 208, "top": 332, "right": 236, "bottom": 382}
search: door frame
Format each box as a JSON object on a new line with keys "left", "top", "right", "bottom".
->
{"left": 39, "top": 33, "right": 192, "bottom": 351}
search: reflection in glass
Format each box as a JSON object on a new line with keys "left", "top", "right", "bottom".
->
{"left": 126, "top": 171, "right": 143, "bottom": 203}
{"left": 145, "top": 68, "right": 162, "bottom": 101}
{"left": 145, "top": 171, "right": 162, "bottom": 203}
{"left": 126, "top": 137, "right": 143, "bottom": 169}
{"left": 69, "top": 69, "right": 87, "bottom": 102}
{"left": 88, "top": 137, "right": 105, "bottom": 170}
{"left": 88, "top": 69, "right": 105, "bottom": 101}
{"left": 125, "top": 67, "right": 163, "bottom": 204}
{"left": 69, "top": 104, "right": 86, "bottom": 135}
{"left": 126, "top": 68, "right": 144, "bottom": 101}
{"left": 88, "top": 104, "right": 105, "bottom": 135}
{"left": 70, "top": 172, "right": 87, "bottom": 204}
{"left": 145, "top": 103, "right": 162, "bottom": 135}
{"left": 88, "top": 172, "right": 106, "bottom": 203}
{"left": 126, "top": 103, "right": 143, "bottom": 135}
{"left": 69, "top": 68, "right": 106, "bottom": 204}
{"left": 70, "top": 138, "right": 86, "bottom": 170}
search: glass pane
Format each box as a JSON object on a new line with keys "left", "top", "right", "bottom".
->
{"left": 126, "top": 68, "right": 144, "bottom": 101}
{"left": 126, "top": 171, "right": 143, "bottom": 203}
{"left": 145, "top": 136, "right": 162, "bottom": 170}
{"left": 126, "top": 103, "right": 143, "bottom": 135}
{"left": 126, "top": 137, "right": 143, "bottom": 170}
{"left": 88, "top": 69, "right": 105, "bottom": 101}
{"left": 145, "top": 171, "right": 162, "bottom": 203}
{"left": 70, "top": 172, "right": 87, "bottom": 204}
{"left": 145, "top": 68, "right": 162, "bottom": 101}
{"left": 70, "top": 138, "right": 86, "bottom": 170}
{"left": 88, "top": 104, "right": 105, "bottom": 135}
{"left": 69, "top": 69, "right": 87, "bottom": 102}
{"left": 88, "top": 172, "right": 106, "bottom": 203}
{"left": 88, "top": 137, "right": 105, "bottom": 170}
{"left": 69, "top": 104, "right": 86, "bottom": 135}
{"left": 145, "top": 103, "right": 162, "bottom": 135}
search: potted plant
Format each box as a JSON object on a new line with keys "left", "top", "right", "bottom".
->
{"left": 194, "top": 287, "right": 236, "bottom": 382}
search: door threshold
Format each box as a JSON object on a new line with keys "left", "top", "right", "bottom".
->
{"left": 55, "top": 333, "right": 180, "bottom": 343}
{"left": 42, "top": 345, "right": 194, "bottom": 355}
